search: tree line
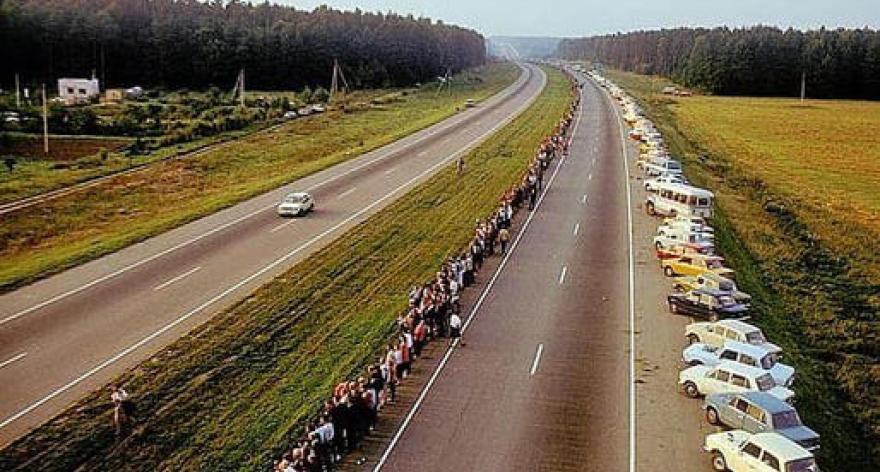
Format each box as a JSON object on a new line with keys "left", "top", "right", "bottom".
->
{"left": 0, "top": 0, "right": 487, "bottom": 92}
{"left": 556, "top": 26, "right": 880, "bottom": 99}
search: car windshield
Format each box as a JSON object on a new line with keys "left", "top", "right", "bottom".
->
{"left": 773, "top": 410, "right": 802, "bottom": 429}
{"left": 667, "top": 161, "right": 681, "bottom": 170}
{"left": 718, "top": 280, "right": 734, "bottom": 291}
{"left": 717, "top": 295, "right": 736, "bottom": 307}
{"left": 787, "top": 457, "right": 819, "bottom": 472}
{"left": 761, "top": 353, "right": 779, "bottom": 369}
{"left": 284, "top": 195, "right": 305, "bottom": 203}
{"left": 706, "top": 259, "right": 724, "bottom": 269}
{"left": 746, "top": 330, "right": 768, "bottom": 343}
{"left": 756, "top": 373, "right": 776, "bottom": 391}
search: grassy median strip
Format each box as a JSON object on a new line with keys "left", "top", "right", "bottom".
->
{"left": 0, "top": 63, "right": 518, "bottom": 292}
{"left": 0, "top": 66, "right": 569, "bottom": 471}
{"left": 608, "top": 70, "right": 879, "bottom": 470}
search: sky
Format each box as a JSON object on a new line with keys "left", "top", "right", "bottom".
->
{"left": 277, "top": 0, "right": 880, "bottom": 37}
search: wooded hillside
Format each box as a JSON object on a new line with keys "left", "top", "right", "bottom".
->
{"left": 0, "top": 0, "right": 487, "bottom": 91}
{"left": 556, "top": 26, "right": 880, "bottom": 99}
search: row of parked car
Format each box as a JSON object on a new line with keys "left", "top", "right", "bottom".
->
{"left": 591, "top": 71, "right": 821, "bottom": 472}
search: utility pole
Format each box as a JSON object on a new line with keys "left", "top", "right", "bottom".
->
{"left": 240, "top": 68, "right": 245, "bottom": 107}
{"left": 42, "top": 83, "right": 49, "bottom": 155}
{"left": 800, "top": 70, "right": 806, "bottom": 103}
{"left": 329, "top": 59, "right": 349, "bottom": 102}
{"left": 15, "top": 73, "right": 20, "bottom": 108}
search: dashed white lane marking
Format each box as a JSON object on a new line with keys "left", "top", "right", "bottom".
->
{"left": 337, "top": 187, "right": 358, "bottom": 199}
{"left": 384, "top": 167, "right": 397, "bottom": 175}
{"left": 270, "top": 219, "right": 297, "bottom": 233}
{"left": 588, "top": 173, "right": 593, "bottom": 180}
{"left": 558, "top": 266, "right": 568, "bottom": 285}
{"left": 530, "top": 343, "right": 544, "bottom": 376}
{"left": 153, "top": 267, "right": 202, "bottom": 291}
{"left": 417, "top": 151, "right": 428, "bottom": 157}
{"left": 573, "top": 223, "right": 580, "bottom": 236}
{"left": 0, "top": 352, "right": 27, "bottom": 370}
{"left": 581, "top": 194, "right": 587, "bottom": 204}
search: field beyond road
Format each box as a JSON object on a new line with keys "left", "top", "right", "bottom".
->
{"left": 609, "top": 70, "right": 880, "bottom": 470}
{"left": 0, "top": 63, "right": 518, "bottom": 292}
{"left": 0, "top": 66, "right": 570, "bottom": 471}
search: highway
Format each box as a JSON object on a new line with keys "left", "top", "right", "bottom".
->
{"left": 373, "top": 71, "right": 634, "bottom": 471}
{"left": 0, "top": 64, "right": 546, "bottom": 445}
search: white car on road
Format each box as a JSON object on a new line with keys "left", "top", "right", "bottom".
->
{"left": 679, "top": 360, "right": 794, "bottom": 403}
{"left": 644, "top": 174, "right": 687, "bottom": 192}
{"left": 277, "top": 192, "right": 315, "bottom": 217}
{"left": 683, "top": 340, "right": 795, "bottom": 387}
{"left": 703, "top": 430, "right": 820, "bottom": 472}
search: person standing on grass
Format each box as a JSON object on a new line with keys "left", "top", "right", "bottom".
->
{"left": 457, "top": 156, "right": 466, "bottom": 175}
{"left": 109, "top": 384, "right": 135, "bottom": 436}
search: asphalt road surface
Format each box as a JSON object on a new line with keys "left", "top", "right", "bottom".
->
{"left": 375, "top": 72, "right": 634, "bottom": 471}
{"left": 0, "top": 64, "right": 546, "bottom": 445}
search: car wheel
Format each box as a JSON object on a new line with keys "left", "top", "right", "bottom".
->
{"left": 683, "top": 381, "right": 700, "bottom": 398}
{"left": 663, "top": 266, "right": 675, "bottom": 277}
{"left": 709, "top": 312, "right": 719, "bottom": 322}
{"left": 669, "top": 302, "right": 678, "bottom": 314}
{"left": 706, "top": 406, "right": 720, "bottom": 425}
{"left": 687, "top": 334, "right": 700, "bottom": 345}
{"left": 646, "top": 202, "right": 655, "bottom": 216}
{"left": 655, "top": 241, "right": 663, "bottom": 250}
{"left": 711, "top": 452, "right": 728, "bottom": 471}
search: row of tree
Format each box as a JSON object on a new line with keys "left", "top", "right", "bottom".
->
{"left": 556, "top": 26, "right": 880, "bottom": 99}
{"left": 0, "top": 0, "right": 487, "bottom": 92}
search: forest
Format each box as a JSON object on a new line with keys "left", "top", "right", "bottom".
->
{"left": 556, "top": 26, "right": 880, "bottom": 99}
{"left": 0, "top": 0, "right": 487, "bottom": 91}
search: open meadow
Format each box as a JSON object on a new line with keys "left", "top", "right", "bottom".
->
{"left": 0, "top": 63, "right": 518, "bottom": 291}
{"left": 608, "top": 70, "right": 880, "bottom": 470}
{"left": 0, "top": 67, "right": 571, "bottom": 471}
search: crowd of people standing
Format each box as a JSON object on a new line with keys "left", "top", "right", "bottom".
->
{"left": 270, "top": 85, "right": 580, "bottom": 472}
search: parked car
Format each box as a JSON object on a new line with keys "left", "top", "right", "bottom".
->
{"left": 667, "top": 288, "right": 749, "bottom": 321}
{"left": 659, "top": 217, "right": 713, "bottom": 235}
{"left": 662, "top": 254, "right": 734, "bottom": 279}
{"left": 679, "top": 361, "right": 794, "bottom": 402}
{"left": 656, "top": 241, "right": 716, "bottom": 261}
{"left": 311, "top": 104, "right": 325, "bottom": 113}
{"left": 645, "top": 174, "right": 686, "bottom": 192}
{"left": 277, "top": 192, "right": 315, "bottom": 217}
{"left": 283, "top": 110, "right": 298, "bottom": 120}
{"left": 683, "top": 340, "right": 794, "bottom": 387}
{"left": 674, "top": 272, "right": 751, "bottom": 305}
{"left": 464, "top": 98, "right": 476, "bottom": 108}
{"left": 703, "top": 431, "right": 819, "bottom": 472}
{"left": 685, "top": 320, "right": 781, "bottom": 354}
{"left": 704, "top": 392, "right": 820, "bottom": 451}
{"left": 653, "top": 226, "right": 714, "bottom": 250}
{"left": 645, "top": 158, "right": 683, "bottom": 177}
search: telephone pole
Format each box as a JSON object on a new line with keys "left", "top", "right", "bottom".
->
{"left": 240, "top": 68, "right": 245, "bottom": 107}
{"left": 800, "top": 70, "right": 806, "bottom": 103}
{"left": 329, "top": 59, "right": 349, "bottom": 102}
{"left": 15, "top": 73, "right": 20, "bottom": 108}
{"left": 42, "top": 83, "right": 49, "bottom": 155}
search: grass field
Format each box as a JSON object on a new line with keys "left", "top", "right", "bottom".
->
{"left": 0, "top": 63, "right": 519, "bottom": 292}
{"left": 608, "top": 70, "right": 880, "bottom": 470}
{"left": 0, "top": 66, "right": 571, "bottom": 471}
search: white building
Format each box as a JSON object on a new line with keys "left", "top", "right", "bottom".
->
{"left": 58, "top": 78, "right": 100, "bottom": 105}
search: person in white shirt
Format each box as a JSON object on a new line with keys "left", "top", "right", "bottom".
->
{"left": 448, "top": 313, "right": 464, "bottom": 347}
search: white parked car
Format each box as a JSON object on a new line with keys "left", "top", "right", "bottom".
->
{"left": 283, "top": 110, "right": 298, "bottom": 120}
{"left": 644, "top": 174, "right": 686, "bottom": 192}
{"left": 683, "top": 340, "right": 795, "bottom": 387}
{"left": 645, "top": 158, "right": 683, "bottom": 177}
{"left": 277, "top": 192, "right": 315, "bottom": 217}
{"left": 654, "top": 226, "right": 714, "bottom": 250}
{"left": 703, "top": 430, "right": 820, "bottom": 472}
{"left": 679, "top": 360, "right": 794, "bottom": 403}
{"left": 686, "top": 320, "right": 781, "bottom": 355}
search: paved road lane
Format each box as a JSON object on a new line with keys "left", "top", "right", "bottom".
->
{"left": 376, "top": 72, "right": 633, "bottom": 471}
{"left": 0, "top": 64, "right": 546, "bottom": 445}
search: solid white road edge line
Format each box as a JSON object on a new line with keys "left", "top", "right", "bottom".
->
{"left": 153, "top": 267, "right": 202, "bottom": 291}
{"left": 0, "top": 66, "right": 547, "bottom": 433}
{"left": 0, "top": 352, "right": 27, "bottom": 370}
{"left": 1, "top": 66, "right": 536, "bottom": 328}
{"left": 529, "top": 343, "right": 544, "bottom": 376}
{"left": 558, "top": 266, "right": 568, "bottom": 285}
{"left": 372, "top": 78, "right": 581, "bottom": 471}
{"left": 595, "top": 74, "right": 638, "bottom": 472}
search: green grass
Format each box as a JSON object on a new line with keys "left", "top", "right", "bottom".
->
{"left": 0, "top": 63, "right": 519, "bottom": 292}
{"left": 608, "top": 70, "right": 880, "bottom": 470}
{"left": 0, "top": 66, "right": 572, "bottom": 471}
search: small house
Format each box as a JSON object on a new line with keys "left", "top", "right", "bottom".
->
{"left": 58, "top": 78, "right": 100, "bottom": 105}
{"left": 104, "top": 88, "right": 124, "bottom": 103}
